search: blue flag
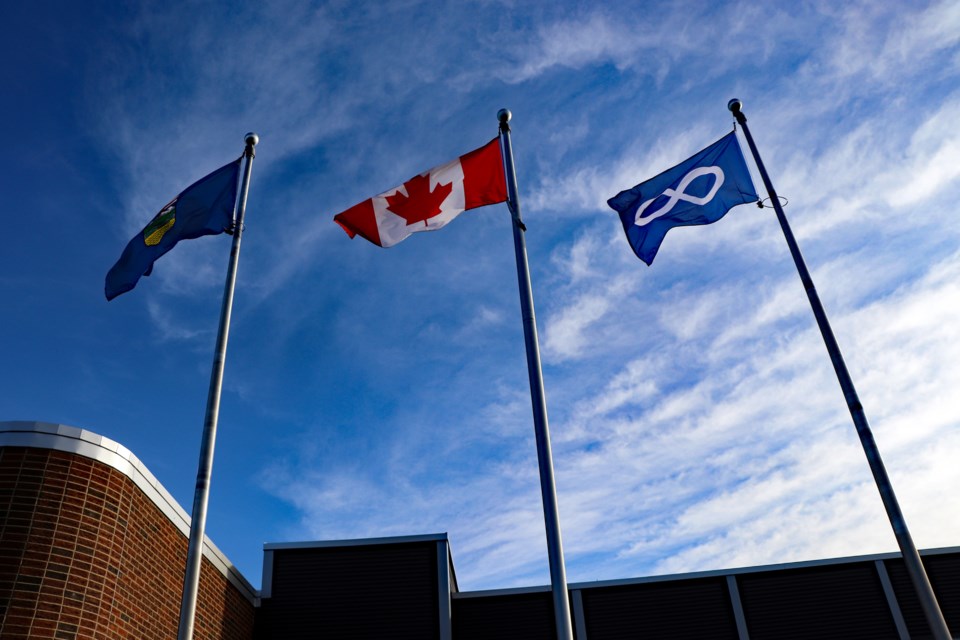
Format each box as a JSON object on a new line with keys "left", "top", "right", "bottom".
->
{"left": 607, "top": 132, "right": 758, "bottom": 265}
{"left": 105, "top": 159, "right": 242, "bottom": 300}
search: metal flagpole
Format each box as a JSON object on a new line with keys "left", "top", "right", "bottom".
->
{"left": 177, "top": 132, "right": 258, "bottom": 640}
{"left": 497, "top": 109, "right": 575, "bottom": 640}
{"left": 728, "top": 99, "right": 952, "bottom": 640}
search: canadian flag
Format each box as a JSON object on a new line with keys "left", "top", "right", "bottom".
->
{"left": 334, "top": 138, "right": 507, "bottom": 247}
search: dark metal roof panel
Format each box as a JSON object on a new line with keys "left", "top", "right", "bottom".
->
{"left": 884, "top": 553, "right": 960, "bottom": 638}
{"left": 737, "top": 561, "right": 899, "bottom": 639}
{"left": 452, "top": 591, "right": 557, "bottom": 640}
{"left": 580, "top": 576, "right": 739, "bottom": 639}
{"left": 257, "top": 541, "right": 440, "bottom": 640}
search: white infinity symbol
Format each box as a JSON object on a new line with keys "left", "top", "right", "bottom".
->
{"left": 634, "top": 166, "right": 725, "bottom": 227}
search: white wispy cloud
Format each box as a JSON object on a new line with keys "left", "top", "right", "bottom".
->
{"left": 146, "top": 299, "right": 211, "bottom": 342}
{"left": 884, "top": 95, "right": 960, "bottom": 208}
{"left": 505, "top": 13, "right": 649, "bottom": 83}
{"left": 545, "top": 243, "right": 960, "bottom": 580}
{"left": 90, "top": 0, "right": 960, "bottom": 591}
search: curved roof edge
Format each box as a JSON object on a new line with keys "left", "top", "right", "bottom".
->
{"left": 0, "top": 420, "right": 257, "bottom": 603}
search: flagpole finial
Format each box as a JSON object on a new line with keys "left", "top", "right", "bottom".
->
{"left": 244, "top": 133, "right": 259, "bottom": 158}
{"left": 727, "top": 99, "right": 746, "bottom": 125}
{"left": 497, "top": 108, "right": 512, "bottom": 124}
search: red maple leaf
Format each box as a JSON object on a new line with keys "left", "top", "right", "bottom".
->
{"left": 385, "top": 173, "right": 453, "bottom": 226}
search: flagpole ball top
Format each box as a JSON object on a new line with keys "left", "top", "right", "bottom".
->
{"left": 497, "top": 109, "right": 512, "bottom": 123}
{"left": 245, "top": 132, "right": 259, "bottom": 146}
{"left": 727, "top": 99, "right": 743, "bottom": 114}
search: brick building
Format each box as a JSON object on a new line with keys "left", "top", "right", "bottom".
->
{"left": 2, "top": 421, "right": 958, "bottom": 639}
{"left": 0, "top": 422, "right": 255, "bottom": 639}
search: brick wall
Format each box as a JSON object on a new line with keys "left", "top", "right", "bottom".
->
{"left": 0, "top": 446, "right": 255, "bottom": 639}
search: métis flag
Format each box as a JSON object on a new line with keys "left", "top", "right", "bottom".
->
{"left": 334, "top": 138, "right": 507, "bottom": 247}
{"left": 105, "top": 158, "right": 242, "bottom": 300}
{"left": 607, "top": 131, "right": 758, "bottom": 265}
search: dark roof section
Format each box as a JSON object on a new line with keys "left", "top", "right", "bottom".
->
{"left": 453, "top": 589, "right": 557, "bottom": 640}
{"left": 256, "top": 534, "right": 454, "bottom": 640}
{"left": 886, "top": 552, "right": 960, "bottom": 637}
{"left": 579, "top": 576, "right": 739, "bottom": 639}
{"left": 258, "top": 534, "right": 959, "bottom": 639}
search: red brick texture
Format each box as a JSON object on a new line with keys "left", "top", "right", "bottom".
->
{"left": 0, "top": 447, "right": 255, "bottom": 639}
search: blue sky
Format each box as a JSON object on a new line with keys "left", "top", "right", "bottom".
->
{"left": 3, "top": 0, "right": 960, "bottom": 591}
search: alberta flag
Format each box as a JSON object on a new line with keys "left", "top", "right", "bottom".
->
{"left": 607, "top": 132, "right": 758, "bottom": 265}
{"left": 105, "top": 159, "right": 242, "bottom": 300}
{"left": 334, "top": 138, "right": 507, "bottom": 247}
